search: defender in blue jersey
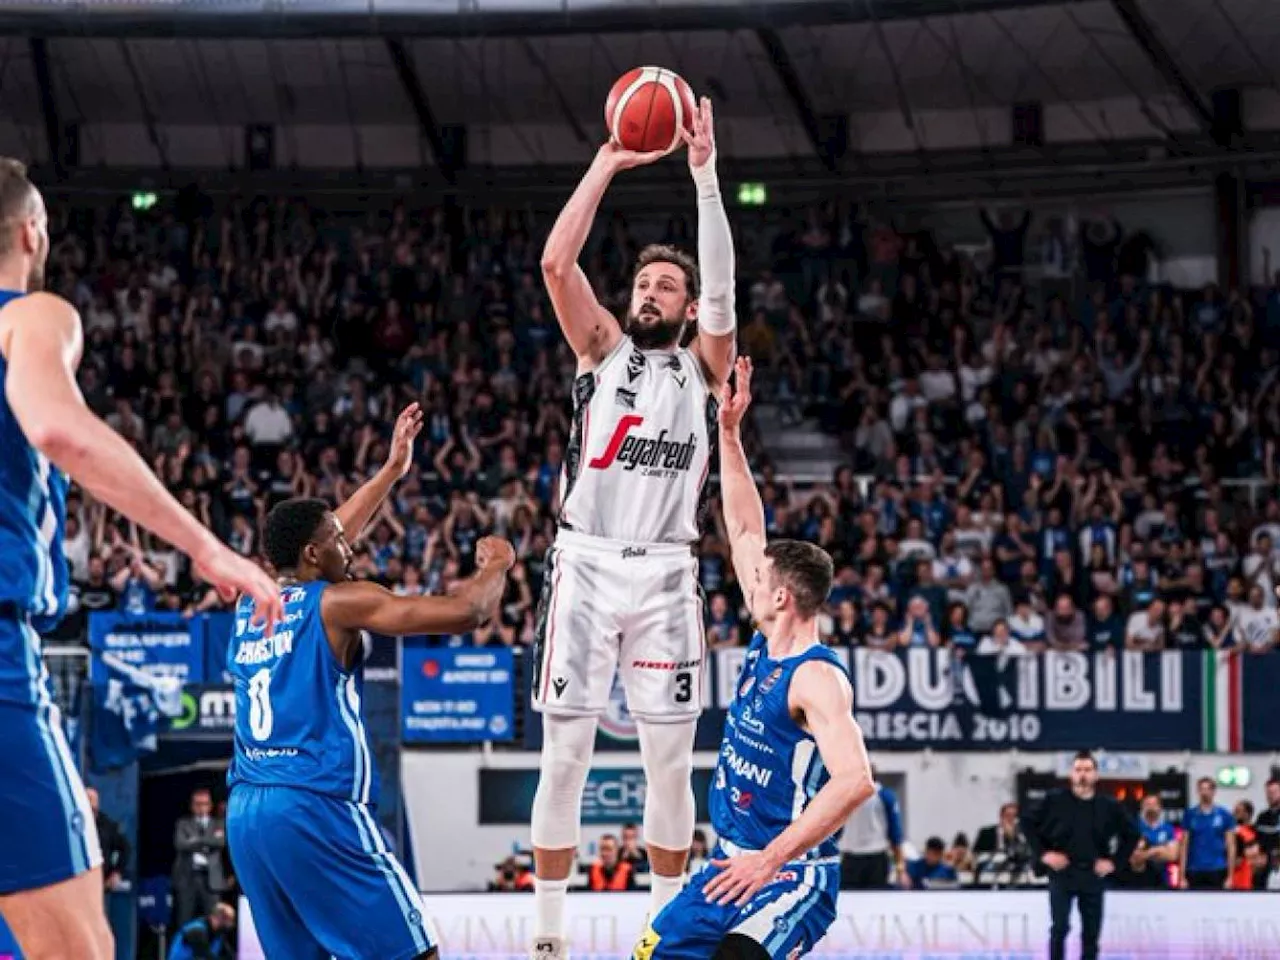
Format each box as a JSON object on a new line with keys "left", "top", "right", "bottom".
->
{"left": 0, "top": 158, "right": 282, "bottom": 960}
{"left": 225, "top": 406, "right": 515, "bottom": 960}
{"left": 635, "top": 358, "right": 875, "bottom": 960}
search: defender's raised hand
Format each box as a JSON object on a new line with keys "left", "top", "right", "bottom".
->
{"left": 718, "top": 356, "right": 754, "bottom": 432}
{"left": 385, "top": 403, "right": 424, "bottom": 479}
{"left": 681, "top": 96, "right": 717, "bottom": 170}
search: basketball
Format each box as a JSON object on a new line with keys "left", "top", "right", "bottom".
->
{"left": 605, "top": 66, "right": 697, "bottom": 154}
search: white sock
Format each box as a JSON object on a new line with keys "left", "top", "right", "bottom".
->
{"left": 534, "top": 876, "right": 570, "bottom": 940}
{"left": 649, "top": 872, "right": 685, "bottom": 918}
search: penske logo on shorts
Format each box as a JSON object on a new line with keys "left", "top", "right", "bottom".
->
{"left": 589, "top": 415, "right": 698, "bottom": 476}
{"left": 631, "top": 658, "right": 701, "bottom": 671}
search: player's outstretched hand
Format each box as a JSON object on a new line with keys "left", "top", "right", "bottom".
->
{"left": 195, "top": 545, "right": 284, "bottom": 635}
{"left": 718, "top": 356, "right": 753, "bottom": 432}
{"left": 597, "top": 139, "right": 670, "bottom": 172}
{"left": 680, "top": 96, "right": 716, "bottom": 170}
{"left": 386, "top": 402, "right": 424, "bottom": 479}
{"left": 703, "top": 851, "right": 779, "bottom": 907}
{"left": 476, "top": 536, "right": 517, "bottom": 572}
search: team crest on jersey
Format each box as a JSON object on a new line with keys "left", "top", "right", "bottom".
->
{"left": 760, "top": 666, "right": 784, "bottom": 693}
{"left": 615, "top": 387, "right": 637, "bottom": 410}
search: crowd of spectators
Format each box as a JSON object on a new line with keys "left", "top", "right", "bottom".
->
{"left": 709, "top": 204, "right": 1280, "bottom": 657}
{"left": 37, "top": 189, "right": 1280, "bottom": 664}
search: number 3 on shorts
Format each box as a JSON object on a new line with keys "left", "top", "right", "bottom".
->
{"left": 674, "top": 670, "right": 692, "bottom": 705}
{"left": 248, "top": 667, "right": 274, "bottom": 741}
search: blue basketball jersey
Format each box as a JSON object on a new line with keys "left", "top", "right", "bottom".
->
{"left": 709, "top": 631, "right": 848, "bottom": 860}
{"left": 0, "top": 288, "right": 71, "bottom": 708}
{"left": 226, "top": 580, "right": 378, "bottom": 805}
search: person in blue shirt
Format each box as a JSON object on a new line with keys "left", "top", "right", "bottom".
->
{"left": 906, "top": 837, "right": 959, "bottom": 889}
{"left": 225, "top": 405, "right": 515, "bottom": 960}
{"left": 1125, "top": 795, "right": 1179, "bottom": 889}
{"left": 0, "top": 160, "right": 282, "bottom": 960}
{"left": 1180, "top": 777, "right": 1236, "bottom": 889}
{"left": 167, "top": 903, "right": 235, "bottom": 960}
{"left": 634, "top": 358, "right": 876, "bottom": 960}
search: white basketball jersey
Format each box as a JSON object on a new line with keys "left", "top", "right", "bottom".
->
{"left": 559, "top": 336, "right": 717, "bottom": 545}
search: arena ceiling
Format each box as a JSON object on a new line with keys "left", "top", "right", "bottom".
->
{"left": 1, "top": 0, "right": 1278, "bottom": 175}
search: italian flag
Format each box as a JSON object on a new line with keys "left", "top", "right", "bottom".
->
{"left": 1202, "top": 650, "right": 1243, "bottom": 752}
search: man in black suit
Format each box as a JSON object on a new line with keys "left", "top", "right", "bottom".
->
{"left": 1023, "top": 751, "right": 1139, "bottom": 960}
{"left": 171, "top": 788, "right": 227, "bottom": 931}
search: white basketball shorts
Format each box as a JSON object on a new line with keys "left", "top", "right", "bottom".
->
{"left": 531, "top": 528, "right": 707, "bottom": 723}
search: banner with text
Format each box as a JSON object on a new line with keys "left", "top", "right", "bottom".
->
{"left": 847, "top": 648, "right": 1199, "bottom": 751}
{"left": 238, "top": 890, "right": 1280, "bottom": 959}
{"left": 519, "top": 648, "right": 1280, "bottom": 752}
{"left": 402, "top": 646, "right": 515, "bottom": 743}
{"left": 89, "top": 612, "right": 204, "bottom": 684}
{"left": 478, "top": 767, "right": 714, "bottom": 825}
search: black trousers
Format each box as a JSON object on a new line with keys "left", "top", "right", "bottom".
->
{"left": 841, "top": 852, "right": 890, "bottom": 890}
{"left": 172, "top": 873, "right": 219, "bottom": 932}
{"left": 1186, "top": 868, "right": 1228, "bottom": 890}
{"left": 1048, "top": 869, "right": 1105, "bottom": 960}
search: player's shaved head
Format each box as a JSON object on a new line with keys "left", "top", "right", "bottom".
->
{"left": 764, "top": 539, "right": 833, "bottom": 619}
{"left": 264, "top": 497, "right": 331, "bottom": 572}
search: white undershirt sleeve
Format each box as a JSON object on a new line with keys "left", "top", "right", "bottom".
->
{"left": 692, "top": 159, "right": 737, "bottom": 337}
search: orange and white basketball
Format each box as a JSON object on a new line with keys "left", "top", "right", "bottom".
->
{"left": 605, "top": 66, "right": 697, "bottom": 154}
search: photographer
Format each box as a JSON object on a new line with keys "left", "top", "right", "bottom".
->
{"left": 490, "top": 855, "right": 535, "bottom": 892}
{"left": 1023, "top": 751, "right": 1139, "bottom": 960}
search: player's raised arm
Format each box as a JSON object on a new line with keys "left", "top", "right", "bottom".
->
{"left": 705, "top": 660, "right": 874, "bottom": 906}
{"left": 324, "top": 536, "right": 515, "bottom": 637}
{"left": 717, "top": 356, "right": 769, "bottom": 619}
{"left": 334, "top": 402, "right": 423, "bottom": 543}
{"left": 683, "top": 98, "right": 737, "bottom": 388}
{"left": 1, "top": 292, "right": 283, "bottom": 629}
{"left": 541, "top": 142, "right": 664, "bottom": 368}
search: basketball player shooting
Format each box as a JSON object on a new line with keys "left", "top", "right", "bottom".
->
{"left": 225, "top": 408, "right": 516, "bottom": 960}
{"left": 634, "top": 357, "right": 875, "bottom": 960}
{"left": 0, "top": 158, "right": 283, "bottom": 960}
{"left": 531, "top": 96, "right": 736, "bottom": 957}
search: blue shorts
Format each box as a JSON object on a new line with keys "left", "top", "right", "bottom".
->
{"left": 227, "top": 784, "right": 436, "bottom": 960}
{"left": 0, "top": 687, "right": 101, "bottom": 894}
{"left": 637, "top": 856, "right": 839, "bottom": 959}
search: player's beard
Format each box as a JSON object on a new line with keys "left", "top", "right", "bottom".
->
{"left": 626, "top": 305, "right": 684, "bottom": 350}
